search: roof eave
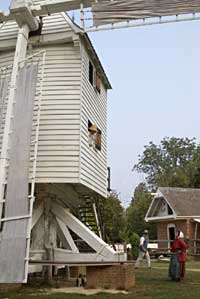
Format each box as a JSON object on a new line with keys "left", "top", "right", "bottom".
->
{"left": 81, "top": 33, "right": 112, "bottom": 90}
{"left": 63, "top": 14, "right": 112, "bottom": 90}
{"left": 145, "top": 214, "right": 177, "bottom": 223}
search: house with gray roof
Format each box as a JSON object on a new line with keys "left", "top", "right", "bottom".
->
{"left": 145, "top": 187, "right": 200, "bottom": 255}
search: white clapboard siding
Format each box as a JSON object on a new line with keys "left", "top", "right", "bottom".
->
{"left": 0, "top": 0, "right": 73, "bottom": 41}
{"left": 0, "top": 9, "right": 109, "bottom": 198}
{"left": 80, "top": 45, "right": 108, "bottom": 198}
{"left": 31, "top": 44, "right": 81, "bottom": 182}
{"left": 0, "top": 43, "right": 82, "bottom": 183}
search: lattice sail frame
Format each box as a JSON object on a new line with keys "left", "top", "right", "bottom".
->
{"left": 74, "top": 0, "right": 200, "bottom": 31}
{"left": 1, "top": 0, "right": 200, "bottom": 32}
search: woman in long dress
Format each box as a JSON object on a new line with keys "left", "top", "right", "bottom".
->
{"left": 169, "top": 230, "right": 187, "bottom": 281}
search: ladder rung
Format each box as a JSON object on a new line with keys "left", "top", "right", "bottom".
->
{"left": 32, "top": 123, "right": 39, "bottom": 127}
{"left": 0, "top": 157, "right": 9, "bottom": 161}
{"left": 24, "top": 257, "right": 30, "bottom": 261}
{"left": 1, "top": 214, "right": 31, "bottom": 222}
{"left": 30, "top": 157, "right": 36, "bottom": 161}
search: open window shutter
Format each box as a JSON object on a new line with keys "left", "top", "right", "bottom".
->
{"left": 95, "top": 129, "right": 102, "bottom": 151}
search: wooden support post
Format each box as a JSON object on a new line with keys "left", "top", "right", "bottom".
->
{"left": 0, "top": 24, "right": 29, "bottom": 223}
{"left": 186, "top": 219, "right": 190, "bottom": 237}
{"left": 194, "top": 223, "right": 198, "bottom": 254}
{"left": 44, "top": 198, "right": 53, "bottom": 282}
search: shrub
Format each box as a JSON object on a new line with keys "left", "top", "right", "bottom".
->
{"left": 129, "top": 232, "right": 140, "bottom": 259}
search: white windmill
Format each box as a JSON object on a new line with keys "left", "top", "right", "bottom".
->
{"left": 0, "top": 0, "right": 127, "bottom": 284}
{"left": 0, "top": 0, "right": 200, "bottom": 285}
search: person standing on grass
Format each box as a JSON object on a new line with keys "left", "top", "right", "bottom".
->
{"left": 170, "top": 230, "right": 187, "bottom": 281}
{"left": 135, "top": 229, "right": 151, "bottom": 269}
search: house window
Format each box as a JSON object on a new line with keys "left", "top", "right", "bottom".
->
{"left": 88, "top": 120, "right": 102, "bottom": 151}
{"left": 167, "top": 205, "right": 173, "bottom": 215}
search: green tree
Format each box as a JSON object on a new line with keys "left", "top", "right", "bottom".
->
{"left": 133, "top": 137, "right": 200, "bottom": 189}
{"left": 129, "top": 232, "right": 140, "bottom": 258}
{"left": 125, "top": 183, "right": 156, "bottom": 240}
{"left": 100, "top": 191, "right": 125, "bottom": 244}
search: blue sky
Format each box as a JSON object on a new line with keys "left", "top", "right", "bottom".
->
{"left": 1, "top": 1, "right": 200, "bottom": 206}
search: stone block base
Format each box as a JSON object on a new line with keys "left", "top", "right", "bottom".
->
{"left": 86, "top": 264, "right": 135, "bottom": 290}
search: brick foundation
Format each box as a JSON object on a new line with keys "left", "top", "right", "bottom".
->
{"left": 0, "top": 284, "right": 22, "bottom": 292}
{"left": 86, "top": 264, "right": 135, "bottom": 290}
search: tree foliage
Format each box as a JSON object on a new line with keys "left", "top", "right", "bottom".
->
{"left": 133, "top": 137, "right": 200, "bottom": 189}
{"left": 125, "top": 183, "right": 156, "bottom": 240}
{"left": 100, "top": 191, "right": 125, "bottom": 244}
{"left": 129, "top": 232, "right": 140, "bottom": 258}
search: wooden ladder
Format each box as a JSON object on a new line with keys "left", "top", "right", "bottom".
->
{"left": 0, "top": 51, "right": 46, "bottom": 283}
{"left": 78, "top": 195, "right": 103, "bottom": 238}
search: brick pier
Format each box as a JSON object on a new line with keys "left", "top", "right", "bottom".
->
{"left": 86, "top": 264, "right": 135, "bottom": 290}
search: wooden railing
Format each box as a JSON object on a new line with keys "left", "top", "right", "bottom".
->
{"left": 148, "top": 240, "right": 172, "bottom": 257}
{"left": 148, "top": 239, "right": 200, "bottom": 257}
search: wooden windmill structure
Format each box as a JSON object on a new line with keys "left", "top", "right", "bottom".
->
{"left": 1, "top": 0, "right": 200, "bottom": 285}
{"left": 0, "top": 0, "right": 127, "bottom": 284}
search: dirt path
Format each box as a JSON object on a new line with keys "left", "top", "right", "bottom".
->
{"left": 45, "top": 287, "right": 129, "bottom": 295}
{"left": 153, "top": 266, "right": 200, "bottom": 272}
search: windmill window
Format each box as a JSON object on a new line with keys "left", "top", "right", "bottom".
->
{"left": 89, "top": 61, "right": 101, "bottom": 94}
{"left": 89, "top": 61, "right": 94, "bottom": 86}
{"left": 88, "top": 121, "right": 102, "bottom": 151}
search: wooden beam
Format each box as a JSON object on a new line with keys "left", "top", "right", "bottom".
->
{"left": 54, "top": 249, "right": 115, "bottom": 263}
{"left": 56, "top": 216, "right": 79, "bottom": 253}
{"left": 51, "top": 202, "right": 126, "bottom": 262}
{"left": 31, "top": 202, "right": 43, "bottom": 229}
{"left": 0, "top": 0, "right": 94, "bottom": 24}
{"left": 35, "top": 0, "right": 94, "bottom": 15}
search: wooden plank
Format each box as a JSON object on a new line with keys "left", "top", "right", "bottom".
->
{"left": 56, "top": 217, "right": 79, "bottom": 253}
{"left": 0, "top": 63, "right": 38, "bottom": 283}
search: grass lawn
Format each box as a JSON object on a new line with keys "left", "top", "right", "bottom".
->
{"left": 1, "top": 261, "right": 200, "bottom": 299}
